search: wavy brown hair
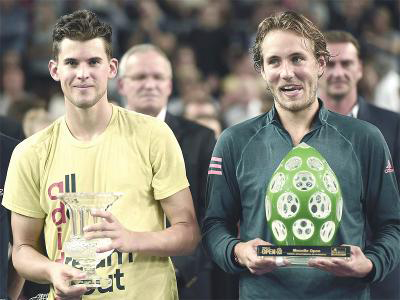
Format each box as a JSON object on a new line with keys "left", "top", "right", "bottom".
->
{"left": 251, "top": 11, "right": 330, "bottom": 72}
{"left": 52, "top": 10, "right": 112, "bottom": 60}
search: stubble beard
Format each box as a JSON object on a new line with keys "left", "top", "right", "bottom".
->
{"left": 68, "top": 88, "right": 106, "bottom": 110}
{"left": 267, "top": 84, "right": 317, "bottom": 113}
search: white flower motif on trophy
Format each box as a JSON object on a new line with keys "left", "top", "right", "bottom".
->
{"left": 307, "top": 156, "right": 324, "bottom": 171}
{"left": 308, "top": 192, "right": 332, "bottom": 219}
{"left": 271, "top": 220, "right": 287, "bottom": 242}
{"left": 320, "top": 221, "right": 336, "bottom": 243}
{"left": 285, "top": 156, "right": 302, "bottom": 171}
{"left": 270, "top": 172, "right": 286, "bottom": 193}
{"left": 293, "top": 171, "right": 316, "bottom": 192}
{"left": 277, "top": 192, "right": 300, "bottom": 219}
{"left": 293, "top": 219, "right": 315, "bottom": 240}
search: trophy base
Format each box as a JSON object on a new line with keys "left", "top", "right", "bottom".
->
{"left": 70, "top": 276, "right": 112, "bottom": 288}
{"left": 279, "top": 255, "right": 350, "bottom": 266}
{"left": 257, "top": 245, "right": 351, "bottom": 267}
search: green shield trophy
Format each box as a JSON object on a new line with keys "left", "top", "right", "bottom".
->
{"left": 257, "top": 143, "right": 350, "bottom": 265}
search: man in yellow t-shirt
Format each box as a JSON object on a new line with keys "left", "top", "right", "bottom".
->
{"left": 2, "top": 9, "right": 200, "bottom": 300}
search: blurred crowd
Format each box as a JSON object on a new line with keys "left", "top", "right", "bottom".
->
{"left": 1, "top": 0, "right": 399, "bottom": 138}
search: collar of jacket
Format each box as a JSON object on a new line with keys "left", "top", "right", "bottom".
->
{"left": 265, "top": 98, "right": 328, "bottom": 131}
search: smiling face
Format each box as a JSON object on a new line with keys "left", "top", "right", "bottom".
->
{"left": 260, "top": 30, "right": 325, "bottom": 113}
{"left": 118, "top": 50, "right": 172, "bottom": 117}
{"left": 48, "top": 38, "right": 117, "bottom": 110}
{"left": 319, "top": 42, "right": 362, "bottom": 101}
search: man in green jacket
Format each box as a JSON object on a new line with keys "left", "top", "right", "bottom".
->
{"left": 202, "top": 11, "right": 400, "bottom": 299}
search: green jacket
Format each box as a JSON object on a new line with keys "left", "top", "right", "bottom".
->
{"left": 202, "top": 101, "right": 400, "bottom": 299}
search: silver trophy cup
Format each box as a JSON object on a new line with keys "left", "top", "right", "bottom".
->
{"left": 58, "top": 192, "right": 122, "bottom": 288}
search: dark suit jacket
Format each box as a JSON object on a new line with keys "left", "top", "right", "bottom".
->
{"left": 165, "top": 112, "right": 216, "bottom": 222}
{"left": 0, "top": 133, "right": 19, "bottom": 298}
{"left": 357, "top": 97, "right": 400, "bottom": 300}
{"left": 357, "top": 97, "right": 400, "bottom": 185}
{"left": 165, "top": 112, "right": 216, "bottom": 298}
{"left": 0, "top": 116, "right": 25, "bottom": 141}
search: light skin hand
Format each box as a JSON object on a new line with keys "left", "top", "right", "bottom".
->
{"left": 234, "top": 238, "right": 289, "bottom": 275}
{"left": 308, "top": 245, "right": 373, "bottom": 278}
{"left": 49, "top": 262, "right": 87, "bottom": 300}
{"left": 83, "top": 210, "right": 134, "bottom": 253}
{"left": 83, "top": 188, "right": 200, "bottom": 256}
{"left": 11, "top": 213, "right": 87, "bottom": 299}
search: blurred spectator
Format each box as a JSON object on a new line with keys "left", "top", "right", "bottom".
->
{"left": 7, "top": 98, "right": 46, "bottom": 126}
{"left": 22, "top": 107, "right": 52, "bottom": 137}
{"left": 283, "top": 0, "right": 330, "bottom": 30}
{"left": 373, "top": 58, "right": 400, "bottom": 114}
{"left": 190, "top": 114, "right": 222, "bottom": 139}
{"left": 327, "top": 0, "right": 373, "bottom": 38}
{"left": 184, "top": 99, "right": 219, "bottom": 121}
{"left": 27, "top": 0, "right": 57, "bottom": 101}
{"left": 126, "top": 0, "right": 177, "bottom": 56}
{"left": 1, "top": 50, "right": 23, "bottom": 70}
{"left": 361, "top": 5, "right": 400, "bottom": 72}
{"left": 171, "top": 45, "right": 204, "bottom": 107}
{"left": 171, "top": 80, "right": 215, "bottom": 117}
{"left": 0, "top": 66, "right": 36, "bottom": 116}
{"left": 185, "top": 1, "right": 230, "bottom": 80}
{"left": 358, "top": 58, "right": 380, "bottom": 102}
{"left": 173, "top": 46, "right": 202, "bottom": 86}
{"left": 221, "top": 74, "right": 264, "bottom": 126}
{"left": 0, "top": 0, "right": 29, "bottom": 58}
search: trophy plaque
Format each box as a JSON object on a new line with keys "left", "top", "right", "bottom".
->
{"left": 260, "top": 143, "right": 350, "bottom": 265}
{"left": 58, "top": 192, "right": 123, "bottom": 287}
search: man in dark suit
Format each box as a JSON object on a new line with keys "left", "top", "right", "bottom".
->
{"left": 0, "top": 133, "right": 24, "bottom": 299}
{"left": 319, "top": 30, "right": 400, "bottom": 300}
{"left": 118, "top": 44, "right": 222, "bottom": 299}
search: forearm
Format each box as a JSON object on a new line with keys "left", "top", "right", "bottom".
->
{"left": 364, "top": 223, "right": 400, "bottom": 282}
{"left": 13, "top": 244, "right": 55, "bottom": 284}
{"left": 202, "top": 220, "right": 242, "bottom": 273}
{"left": 133, "top": 221, "right": 200, "bottom": 256}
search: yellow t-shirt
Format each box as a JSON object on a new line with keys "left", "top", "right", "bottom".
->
{"left": 3, "top": 105, "right": 189, "bottom": 299}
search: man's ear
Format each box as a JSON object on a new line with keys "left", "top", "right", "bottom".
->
{"left": 48, "top": 60, "right": 60, "bottom": 81}
{"left": 108, "top": 58, "right": 118, "bottom": 79}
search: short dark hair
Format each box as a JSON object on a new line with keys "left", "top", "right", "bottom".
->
{"left": 324, "top": 30, "right": 361, "bottom": 58}
{"left": 52, "top": 10, "right": 112, "bottom": 60}
{"left": 251, "top": 11, "right": 330, "bottom": 72}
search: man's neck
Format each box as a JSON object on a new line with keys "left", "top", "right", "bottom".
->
{"left": 321, "top": 90, "right": 358, "bottom": 115}
{"left": 276, "top": 99, "right": 319, "bottom": 146}
{"left": 65, "top": 99, "right": 112, "bottom": 141}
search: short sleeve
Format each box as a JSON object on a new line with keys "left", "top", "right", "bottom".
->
{"left": 150, "top": 121, "right": 189, "bottom": 200}
{"left": 2, "top": 141, "right": 44, "bottom": 218}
